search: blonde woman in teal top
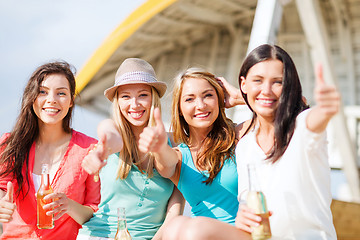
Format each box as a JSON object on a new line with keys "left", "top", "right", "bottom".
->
{"left": 78, "top": 58, "right": 184, "bottom": 240}
{"left": 139, "top": 68, "right": 249, "bottom": 239}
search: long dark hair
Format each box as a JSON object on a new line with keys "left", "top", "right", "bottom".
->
{"left": 239, "top": 44, "right": 309, "bottom": 163}
{"left": 0, "top": 61, "right": 76, "bottom": 197}
{"left": 172, "top": 68, "right": 236, "bottom": 184}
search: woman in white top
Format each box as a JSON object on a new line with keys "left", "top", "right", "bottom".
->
{"left": 235, "top": 44, "right": 338, "bottom": 239}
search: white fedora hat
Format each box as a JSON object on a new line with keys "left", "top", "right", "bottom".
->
{"left": 104, "top": 58, "right": 167, "bottom": 101}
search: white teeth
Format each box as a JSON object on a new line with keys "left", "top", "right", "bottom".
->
{"left": 258, "top": 99, "right": 274, "bottom": 104}
{"left": 130, "top": 111, "right": 143, "bottom": 118}
{"left": 44, "top": 108, "right": 59, "bottom": 113}
{"left": 195, "top": 112, "right": 210, "bottom": 118}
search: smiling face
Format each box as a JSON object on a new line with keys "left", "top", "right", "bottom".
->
{"left": 32, "top": 74, "right": 73, "bottom": 128}
{"left": 116, "top": 83, "right": 152, "bottom": 128}
{"left": 240, "top": 59, "right": 284, "bottom": 121}
{"left": 179, "top": 77, "right": 219, "bottom": 134}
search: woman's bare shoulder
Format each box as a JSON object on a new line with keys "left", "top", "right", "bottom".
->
{"left": 235, "top": 120, "right": 252, "bottom": 140}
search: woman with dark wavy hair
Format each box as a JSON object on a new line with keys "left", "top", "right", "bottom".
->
{"left": 0, "top": 61, "right": 100, "bottom": 239}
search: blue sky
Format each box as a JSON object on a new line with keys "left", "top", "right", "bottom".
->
{"left": 0, "top": 0, "right": 145, "bottom": 138}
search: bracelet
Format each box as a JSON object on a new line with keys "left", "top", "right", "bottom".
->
{"left": 88, "top": 144, "right": 98, "bottom": 154}
{"left": 94, "top": 173, "right": 100, "bottom": 182}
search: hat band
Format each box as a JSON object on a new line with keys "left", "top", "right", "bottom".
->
{"left": 115, "top": 71, "right": 157, "bottom": 85}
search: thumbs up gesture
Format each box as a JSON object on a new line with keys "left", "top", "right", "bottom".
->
{"left": 307, "top": 64, "right": 341, "bottom": 133}
{"left": 82, "top": 135, "right": 109, "bottom": 175}
{"left": 0, "top": 182, "right": 16, "bottom": 223}
{"left": 139, "top": 108, "right": 167, "bottom": 153}
{"left": 314, "top": 64, "right": 340, "bottom": 118}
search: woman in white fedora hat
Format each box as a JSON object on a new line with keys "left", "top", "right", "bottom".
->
{"left": 78, "top": 58, "right": 184, "bottom": 240}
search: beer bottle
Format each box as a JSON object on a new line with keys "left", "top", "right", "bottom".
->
{"left": 114, "top": 207, "right": 132, "bottom": 240}
{"left": 37, "top": 163, "right": 54, "bottom": 229}
{"left": 246, "top": 163, "right": 271, "bottom": 240}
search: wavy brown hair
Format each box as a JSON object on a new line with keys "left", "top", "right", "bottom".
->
{"left": 0, "top": 61, "right": 76, "bottom": 197}
{"left": 171, "top": 68, "right": 236, "bottom": 184}
{"left": 239, "top": 44, "right": 309, "bottom": 163}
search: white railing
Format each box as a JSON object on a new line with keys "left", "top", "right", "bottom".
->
{"left": 345, "top": 106, "right": 360, "bottom": 167}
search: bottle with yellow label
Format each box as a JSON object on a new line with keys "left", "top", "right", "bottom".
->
{"left": 114, "top": 207, "right": 132, "bottom": 240}
{"left": 246, "top": 163, "right": 271, "bottom": 240}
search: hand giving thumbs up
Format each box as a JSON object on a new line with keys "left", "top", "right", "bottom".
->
{"left": 0, "top": 182, "right": 16, "bottom": 223}
{"left": 139, "top": 108, "right": 167, "bottom": 153}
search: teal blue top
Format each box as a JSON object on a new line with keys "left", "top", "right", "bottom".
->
{"left": 79, "top": 152, "right": 174, "bottom": 239}
{"left": 177, "top": 143, "right": 238, "bottom": 225}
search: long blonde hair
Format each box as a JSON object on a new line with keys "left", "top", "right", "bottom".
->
{"left": 171, "top": 68, "right": 236, "bottom": 184}
{"left": 112, "top": 87, "right": 162, "bottom": 179}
